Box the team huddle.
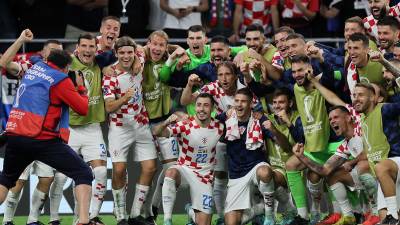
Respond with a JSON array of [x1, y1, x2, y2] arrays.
[[1, 1, 400, 225]]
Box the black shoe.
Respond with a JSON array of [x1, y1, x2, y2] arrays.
[[128, 216, 153, 225], [90, 217, 105, 225], [354, 212, 364, 224], [4, 222, 15, 225], [286, 215, 309, 225], [378, 214, 399, 225], [48, 220, 61, 225], [152, 206, 159, 220], [145, 216, 156, 225], [27, 221, 46, 225], [117, 219, 130, 225]]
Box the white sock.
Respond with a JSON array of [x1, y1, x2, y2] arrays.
[[241, 203, 264, 224], [130, 184, 150, 218], [112, 187, 127, 221], [49, 172, 68, 222], [27, 188, 47, 223], [330, 183, 353, 216], [307, 179, 323, 213], [213, 177, 227, 219], [150, 162, 175, 216], [162, 177, 176, 221], [385, 196, 399, 219], [259, 180, 275, 218], [2, 190, 23, 223], [90, 166, 107, 219], [298, 207, 308, 219]]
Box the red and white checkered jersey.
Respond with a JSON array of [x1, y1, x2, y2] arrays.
[[102, 64, 149, 126], [281, 0, 319, 19], [363, 3, 400, 41], [197, 79, 248, 114], [12, 53, 40, 77], [168, 117, 224, 184], [235, 0, 278, 35], [335, 104, 363, 159]]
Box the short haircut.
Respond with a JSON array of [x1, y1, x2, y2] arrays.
[[245, 23, 265, 34], [114, 36, 136, 52], [101, 16, 121, 25], [273, 87, 294, 101], [188, 25, 206, 34], [196, 92, 216, 106], [274, 26, 295, 36], [47, 49, 72, 70], [77, 33, 96, 45], [235, 88, 253, 101], [286, 33, 305, 42], [43, 40, 62, 47], [216, 61, 238, 76], [371, 83, 388, 101], [345, 16, 364, 28], [290, 54, 310, 65], [348, 33, 369, 48], [377, 16, 400, 31], [148, 30, 169, 43], [328, 105, 350, 114], [211, 35, 229, 45], [355, 82, 376, 95]]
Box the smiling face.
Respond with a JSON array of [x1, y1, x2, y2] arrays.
[[245, 31, 264, 52], [352, 86, 375, 113], [187, 31, 207, 57], [116, 46, 136, 71], [287, 38, 306, 59], [378, 25, 398, 50], [347, 40, 369, 67], [272, 95, 291, 114], [76, 38, 97, 65], [368, 0, 388, 19], [234, 93, 252, 120], [148, 35, 168, 62], [195, 96, 213, 122], [274, 32, 289, 57], [291, 61, 311, 86], [210, 42, 230, 66], [329, 109, 351, 137], [217, 65, 237, 94], [99, 19, 121, 49]]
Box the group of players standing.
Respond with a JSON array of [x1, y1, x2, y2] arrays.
[[1, 1, 400, 225]]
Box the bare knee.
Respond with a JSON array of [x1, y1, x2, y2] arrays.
[[307, 170, 321, 183], [256, 165, 273, 183], [37, 176, 54, 193], [375, 160, 396, 180], [141, 159, 157, 176]]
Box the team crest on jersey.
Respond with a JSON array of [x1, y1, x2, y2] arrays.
[[239, 126, 246, 135], [201, 137, 207, 144]]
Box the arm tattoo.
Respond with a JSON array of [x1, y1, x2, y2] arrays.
[[299, 154, 346, 176]]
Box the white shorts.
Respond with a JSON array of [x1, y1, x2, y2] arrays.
[[172, 165, 213, 214], [377, 157, 400, 210], [108, 122, 157, 162], [150, 121, 179, 161], [18, 161, 54, 180], [224, 162, 269, 213], [214, 142, 227, 172], [68, 123, 107, 162]]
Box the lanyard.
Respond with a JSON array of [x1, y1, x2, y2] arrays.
[[121, 0, 130, 14]]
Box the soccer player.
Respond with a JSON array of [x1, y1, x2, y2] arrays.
[[153, 93, 224, 225], [96, 16, 121, 53], [0, 48, 93, 225], [218, 88, 289, 225], [50, 33, 114, 225], [377, 16, 399, 54], [285, 54, 342, 225], [141, 30, 179, 223], [102, 36, 157, 225]]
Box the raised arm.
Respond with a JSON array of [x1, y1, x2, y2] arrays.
[[152, 114, 178, 137], [180, 74, 201, 105], [308, 73, 346, 106], [0, 29, 33, 69], [370, 50, 400, 78]]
